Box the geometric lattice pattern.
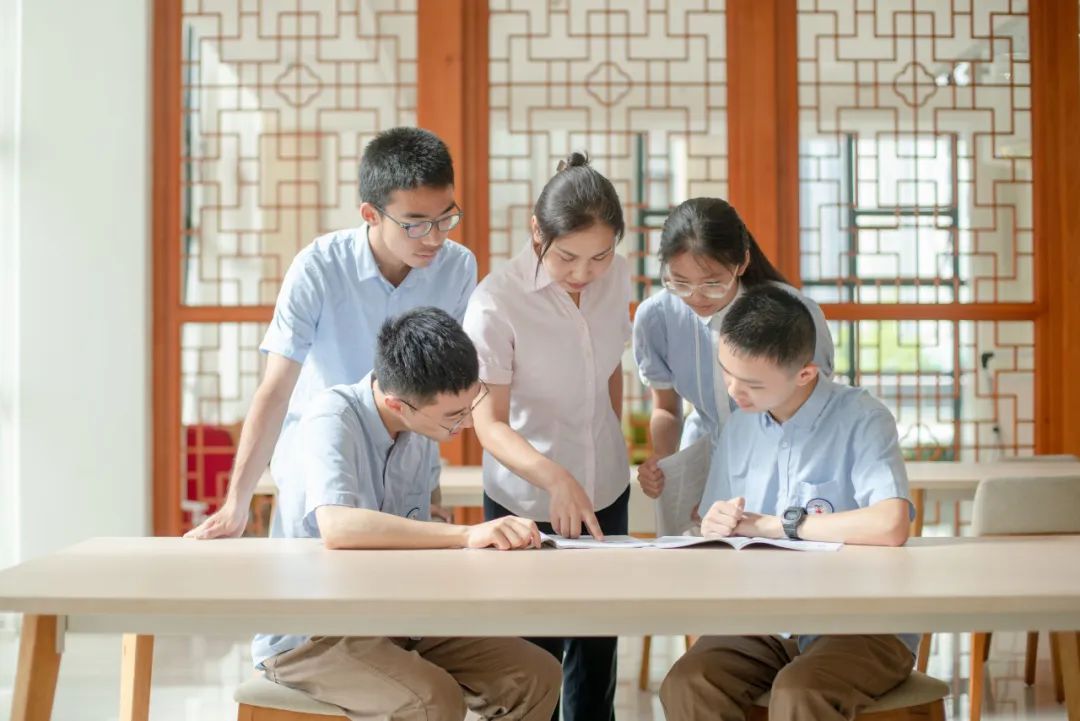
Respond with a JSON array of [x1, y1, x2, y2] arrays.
[[489, 0, 728, 273], [180, 322, 268, 530], [800, 1, 1036, 462], [181, 0, 417, 306], [830, 319, 1034, 460], [489, 0, 728, 457], [798, 0, 1033, 304]]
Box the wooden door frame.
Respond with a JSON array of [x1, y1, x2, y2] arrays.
[[152, 1, 1080, 535]]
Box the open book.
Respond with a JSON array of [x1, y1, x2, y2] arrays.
[[539, 533, 841, 552]]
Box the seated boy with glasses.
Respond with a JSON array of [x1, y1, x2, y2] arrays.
[[253, 306, 560, 721]]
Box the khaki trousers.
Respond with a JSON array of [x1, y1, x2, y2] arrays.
[[660, 634, 914, 721], [263, 636, 562, 721]]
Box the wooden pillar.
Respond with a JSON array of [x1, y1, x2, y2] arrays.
[[418, 0, 490, 466], [151, 0, 183, 536], [725, 0, 800, 282], [1031, 1, 1080, 455]]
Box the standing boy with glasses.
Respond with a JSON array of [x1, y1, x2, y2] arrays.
[[187, 127, 478, 540]]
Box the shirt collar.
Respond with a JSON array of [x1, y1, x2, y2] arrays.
[[358, 224, 450, 291], [704, 281, 746, 329], [355, 372, 395, 456], [510, 242, 557, 293], [355, 224, 382, 281], [761, 373, 835, 431]]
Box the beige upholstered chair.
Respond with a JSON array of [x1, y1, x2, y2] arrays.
[[747, 671, 948, 721], [960, 474, 1080, 721]]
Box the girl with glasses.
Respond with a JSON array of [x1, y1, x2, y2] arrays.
[[632, 197, 835, 503]]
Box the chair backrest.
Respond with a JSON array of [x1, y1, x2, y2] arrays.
[[971, 475, 1080, 536]]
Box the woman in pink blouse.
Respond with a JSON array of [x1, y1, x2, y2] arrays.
[[463, 152, 631, 721]]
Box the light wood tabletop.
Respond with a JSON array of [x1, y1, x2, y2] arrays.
[[4, 535, 1080, 721], [2, 536, 1080, 637]]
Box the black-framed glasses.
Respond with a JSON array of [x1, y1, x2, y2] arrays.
[[375, 205, 464, 239], [400, 381, 489, 435]]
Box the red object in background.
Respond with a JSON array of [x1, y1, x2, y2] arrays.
[[183, 425, 237, 532]]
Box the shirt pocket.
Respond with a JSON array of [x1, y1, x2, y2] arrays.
[[402, 490, 429, 522], [791, 478, 848, 515]]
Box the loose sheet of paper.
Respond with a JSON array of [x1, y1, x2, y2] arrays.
[[654, 436, 712, 536]]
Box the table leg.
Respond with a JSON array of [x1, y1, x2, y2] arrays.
[[119, 634, 154, 721], [11, 615, 62, 721], [1056, 631, 1080, 721], [910, 488, 926, 537]]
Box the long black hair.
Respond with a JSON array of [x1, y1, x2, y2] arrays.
[[659, 197, 787, 285]]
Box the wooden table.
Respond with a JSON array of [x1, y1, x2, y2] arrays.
[[3, 536, 1080, 720], [436, 461, 1080, 535]]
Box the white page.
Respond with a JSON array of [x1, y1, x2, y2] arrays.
[[651, 535, 842, 552], [654, 436, 712, 536], [538, 533, 652, 550]]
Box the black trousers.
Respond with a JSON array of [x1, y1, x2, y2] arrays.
[[483, 486, 630, 721]]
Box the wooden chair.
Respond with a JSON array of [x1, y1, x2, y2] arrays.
[[747, 671, 948, 721], [235, 677, 345, 720], [235, 677, 485, 720], [639, 634, 693, 690], [960, 474, 1080, 720]]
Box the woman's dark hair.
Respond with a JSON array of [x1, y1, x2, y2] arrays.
[[659, 197, 787, 285], [532, 152, 624, 264]]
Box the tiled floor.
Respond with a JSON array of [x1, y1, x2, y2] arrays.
[[0, 628, 1070, 720]]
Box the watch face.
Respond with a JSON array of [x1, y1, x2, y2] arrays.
[[783, 508, 800, 521]]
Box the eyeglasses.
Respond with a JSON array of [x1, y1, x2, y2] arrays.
[[661, 275, 738, 300], [374, 205, 464, 239], [400, 381, 489, 435]]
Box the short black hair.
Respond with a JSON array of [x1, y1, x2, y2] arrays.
[[720, 285, 816, 369], [374, 307, 479, 405], [358, 127, 454, 208]]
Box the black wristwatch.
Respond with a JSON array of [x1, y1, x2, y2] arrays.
[[781, 506, 807, 540]]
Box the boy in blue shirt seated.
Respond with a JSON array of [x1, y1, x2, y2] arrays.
[[660, 285, 917, 721], [254, 307, 560, 721]]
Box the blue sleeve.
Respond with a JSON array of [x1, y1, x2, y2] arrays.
[[300, 398, 380, 536], [260, 250, 326, 364], [633, 299, 675, 389], [450, 250, 478, 324], [850, 408, 913, 518]]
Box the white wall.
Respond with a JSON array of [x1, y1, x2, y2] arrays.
[[7, 0, 151, 562], [0, 0, 21, 575]]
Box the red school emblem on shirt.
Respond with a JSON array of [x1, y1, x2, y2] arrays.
[[806, 498, 834, 514]]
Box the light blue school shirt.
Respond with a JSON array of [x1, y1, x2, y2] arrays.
[[633, 281, 835, 449], [699, 376, 919, 655], [252, 373, 441, 668], [260, 225, 475, 537]]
